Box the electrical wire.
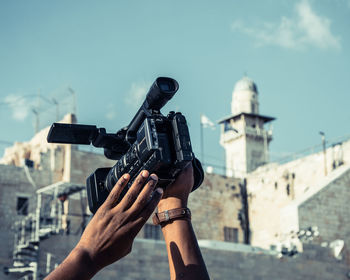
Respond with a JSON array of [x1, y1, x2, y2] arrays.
[[0, 94, 38, 106], [0, 140, 12, 145]]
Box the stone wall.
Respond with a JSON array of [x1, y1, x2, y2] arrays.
[[37, 238, 350, 280], [298, 166, 350, 265], [0, 164, 51, 268], [247, 139, 350, 249], [188, 173, 242, 241]]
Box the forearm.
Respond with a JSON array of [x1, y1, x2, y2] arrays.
[[45, 247, 98, 280], [158, 164, 209, 279], [161, 219, 210, 280]]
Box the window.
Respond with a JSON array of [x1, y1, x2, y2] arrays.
[[144, 224, 161, 240], [17, 197, 28, 215], [251, 104, 255, 113], [24, 159, 34, 168], [224, 227, 238, 243], [224, 121, 237, 132]]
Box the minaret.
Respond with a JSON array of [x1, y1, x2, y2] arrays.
[[219, 77, 275, 177]]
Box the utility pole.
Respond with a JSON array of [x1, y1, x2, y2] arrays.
[[68, 87, 76, 116], [199, 114, 216, 168], [32, 89, 41, 134], [32, 109, 39, 134], [319, 131, 327, 176], [52, 98, 59, 121]]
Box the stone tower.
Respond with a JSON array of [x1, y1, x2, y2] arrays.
[[219, 77, 275, 177]]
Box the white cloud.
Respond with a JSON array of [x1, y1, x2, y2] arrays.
[[4, 94, 33, 121], [231, 0, 341, 50], [105, 104, 117, 120], [124, 81, 151, 108]]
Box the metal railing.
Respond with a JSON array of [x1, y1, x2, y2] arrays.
[[4, 182, 86, 280]]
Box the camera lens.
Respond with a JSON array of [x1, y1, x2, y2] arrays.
[[157, 78, 175, 92]]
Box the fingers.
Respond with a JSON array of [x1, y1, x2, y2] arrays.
[[133, 187, 163, 227], [103, 173, 130, 209], [118, 170, 149, 210], [127, 174, 159, 216]]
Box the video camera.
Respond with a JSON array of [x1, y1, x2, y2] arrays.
[[47, 77, 204, 213]]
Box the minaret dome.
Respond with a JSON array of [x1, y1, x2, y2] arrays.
[[231, 76, 259, 115]]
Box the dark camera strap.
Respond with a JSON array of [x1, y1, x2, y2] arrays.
[[192, 157, 204, 192]]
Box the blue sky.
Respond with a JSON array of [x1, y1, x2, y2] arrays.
[[0, 0, 349, 171]]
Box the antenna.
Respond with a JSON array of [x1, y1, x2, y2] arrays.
[[32, 108, 39, 134], [32, 89, 41, 134]]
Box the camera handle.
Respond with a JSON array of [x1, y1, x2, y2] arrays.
[[47, 123, 130, 160]]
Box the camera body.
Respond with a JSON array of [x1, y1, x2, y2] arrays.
[[47, 77, 204, 214], [87, 112, 193, 213]]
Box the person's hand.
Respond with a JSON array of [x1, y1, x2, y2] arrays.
[[157, 163, 194, 212], [75, 170, 163, 272]]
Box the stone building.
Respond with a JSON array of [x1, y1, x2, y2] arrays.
[[0, 77, 349, 279], [219, 77, 274, 178]]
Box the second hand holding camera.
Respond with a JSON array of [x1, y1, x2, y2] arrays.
[[47, 77, 204, 213]]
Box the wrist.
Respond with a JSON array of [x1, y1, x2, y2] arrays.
[[157, 197, 187, 212], [47, 246, 99, 280], [71, 246, 100, 277]]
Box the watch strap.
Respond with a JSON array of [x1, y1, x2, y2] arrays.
[[152, 207, 191, 225]]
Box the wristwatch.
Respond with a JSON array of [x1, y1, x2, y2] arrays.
[[152, 207, 191, 226]]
